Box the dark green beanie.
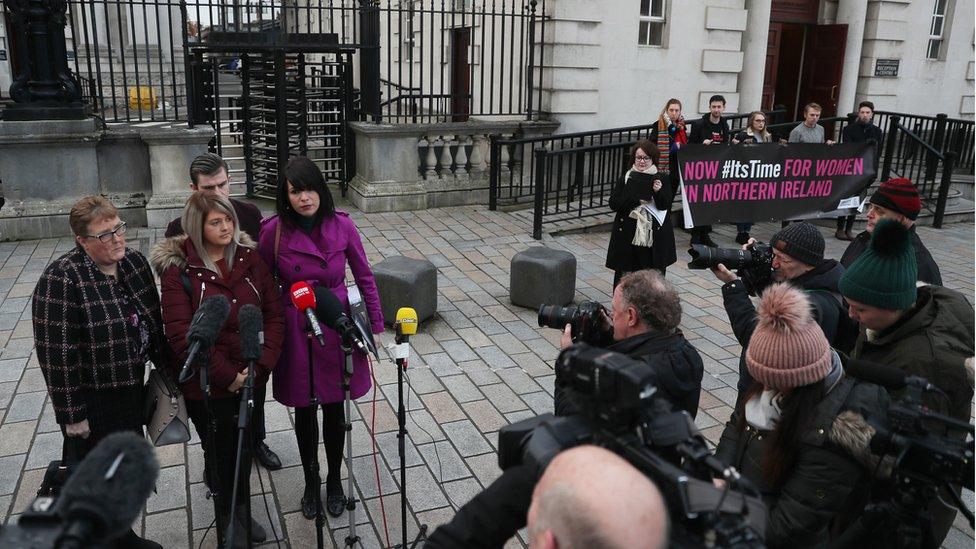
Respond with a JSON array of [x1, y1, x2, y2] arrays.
[[839, 219, 918, 310]]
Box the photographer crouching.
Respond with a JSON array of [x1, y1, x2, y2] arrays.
[[550, 269, 705, 419]]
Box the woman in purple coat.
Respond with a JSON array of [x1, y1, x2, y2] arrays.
[[258, 156, 384, 519]]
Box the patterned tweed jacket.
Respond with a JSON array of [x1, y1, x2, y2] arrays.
[[32, 247, 170, 425]]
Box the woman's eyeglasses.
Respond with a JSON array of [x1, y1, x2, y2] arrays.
[[635, 155, 652, 162], [85, 222, 127, 243]]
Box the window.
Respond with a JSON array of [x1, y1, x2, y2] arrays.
[[638, 0, 666, 47], [927, 0, 949, 60]]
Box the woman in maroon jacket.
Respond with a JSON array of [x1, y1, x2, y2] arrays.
[[151, 192, 284, 547]]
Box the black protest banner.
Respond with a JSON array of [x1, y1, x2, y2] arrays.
[[676, 143, 876, 228]]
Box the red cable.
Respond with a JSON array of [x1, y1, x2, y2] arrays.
[[368, 355, 393, 548]]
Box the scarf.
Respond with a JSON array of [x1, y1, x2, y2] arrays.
[[745, 351, 844, 431], [625, 166, 661, 248], [656, 115, 687, 173]]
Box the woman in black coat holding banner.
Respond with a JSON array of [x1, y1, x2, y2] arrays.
[[606, 139, 676, 287]]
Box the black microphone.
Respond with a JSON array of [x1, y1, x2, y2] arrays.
[[178, 295, 231, 383], [843, 357, 938, 392], [55, 432, 159, 549], [238, 304, 263, 363], [348, 286, 381, 360], [313, 286, 369, 355]]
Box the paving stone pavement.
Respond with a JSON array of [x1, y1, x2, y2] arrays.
[[0, 204, 972, 548]]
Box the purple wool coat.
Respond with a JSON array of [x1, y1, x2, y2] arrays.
[[258, 211, 384, 407]]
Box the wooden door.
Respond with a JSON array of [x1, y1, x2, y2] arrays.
[[450, 28, 471, 122], [799, 24, 847, 118], [762, 22, 783, 112]]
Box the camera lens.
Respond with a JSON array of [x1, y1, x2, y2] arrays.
[[538, 304, 578, 330], [687, 245, 753, 270]]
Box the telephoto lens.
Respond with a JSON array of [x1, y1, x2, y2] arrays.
[[538, 304, 579, 332], [687, 244, 756, 270]]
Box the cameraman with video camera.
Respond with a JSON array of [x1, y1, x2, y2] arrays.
[[555, 270, 705, 419], [839, 219, 974, 546], [709, 223, 855, 400]]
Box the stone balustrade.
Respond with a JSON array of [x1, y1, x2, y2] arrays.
[[348, 119, 559, 212]]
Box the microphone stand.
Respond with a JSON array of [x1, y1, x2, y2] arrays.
[[340, 343, 360, 548], [226, 358, 255, 548], [305, 329, 327, 549], [199, 356, 224, 546], [394, 327, 428, 549]]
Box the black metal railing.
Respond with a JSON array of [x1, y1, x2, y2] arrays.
[[879, 115, 959, 228], [59, 0, 545, 123], [490, 123, 659, 208], [490, 108, 787, 209], [65, 0, 187, 121], [530, 141, 632, 239]]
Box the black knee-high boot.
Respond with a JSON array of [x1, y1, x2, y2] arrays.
[[321, 402, 345, 490]]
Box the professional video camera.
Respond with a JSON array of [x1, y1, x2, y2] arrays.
[[832, 376, 975, 549], [499, 344, 768, 548], [688, 241, 774, 296], [537, 301, 613, 345], [0, 432, 159, 549]]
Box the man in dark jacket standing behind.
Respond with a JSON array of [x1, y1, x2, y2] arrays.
[[835, 100, 884, 240], [840, 219, 973, 545], [687, 95, 731, 248], [712, 223, 854, 399], [558, 269, 704, 418], [839, 177, 942, 285], [164, 153, 283, 471]]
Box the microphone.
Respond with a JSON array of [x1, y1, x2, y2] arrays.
[[178, 295, 231, 383], [843, 357, 938, 392], [395, 307, 418, 344], [55, 432, 159, 548], [238, 304, 263, 363], [290, 281, 325, 346], [348, 286, 381, 361], [312, 286, 369, 355]]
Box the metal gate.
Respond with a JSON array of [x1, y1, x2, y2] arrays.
[[189, 40, 355, 199]]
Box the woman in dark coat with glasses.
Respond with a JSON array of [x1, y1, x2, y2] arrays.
[[606, 139, 677, 287]]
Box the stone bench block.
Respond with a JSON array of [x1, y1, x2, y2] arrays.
[[373, 256, 438, 324], [510, 247, 576, 309]]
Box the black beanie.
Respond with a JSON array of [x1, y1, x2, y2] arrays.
[[770, 222, 825, 267]]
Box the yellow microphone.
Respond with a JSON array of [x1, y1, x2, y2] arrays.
[[395, 307, 418, 342]]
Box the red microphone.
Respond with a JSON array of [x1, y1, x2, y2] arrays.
[[290, 281, 325, 346]]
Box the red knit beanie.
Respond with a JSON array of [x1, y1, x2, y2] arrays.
[[869, 178, 922, 220], [746, 284, 832, 391]]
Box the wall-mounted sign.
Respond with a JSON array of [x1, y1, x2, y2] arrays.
[[874, 58, 899, 78], [0, 50, 6, 61]]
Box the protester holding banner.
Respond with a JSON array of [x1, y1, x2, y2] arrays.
[[839, 177, 942, 285], [788, 103, 835, 145], [687, 95, 730, 248], [836, 101, 884, 241], [606, 140, 676, 286], [730, 111, 775, 244], [655, 98, 688, 176]]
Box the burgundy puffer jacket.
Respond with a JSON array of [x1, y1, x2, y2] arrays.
[[150, 234, 285, 400]]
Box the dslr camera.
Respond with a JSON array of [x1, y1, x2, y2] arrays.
[[688, 241, 775, 296], [538, 301, 612, 346]]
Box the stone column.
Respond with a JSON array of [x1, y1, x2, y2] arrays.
[[738, 0, 773, 113], [143, 126, 215, 228], [835, 0, 869, 118]]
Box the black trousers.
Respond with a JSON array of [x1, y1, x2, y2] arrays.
[[252, 392, 267, 442], [186, 385, 264, 512], [60, 385, 145, 465], [294, 402, 345, 491]]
